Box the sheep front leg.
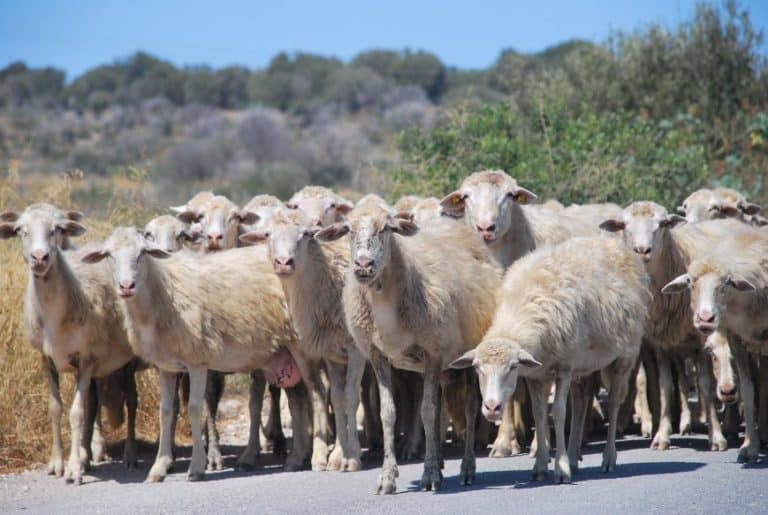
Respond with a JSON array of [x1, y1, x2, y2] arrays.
[[123, 363, 138, 469], [732, 343, 759, 463], [419, 357, 442, 491], [204, 370, 225, 471], [634, 363, 653, 437], [265, 385, 287, 456], [82, 380, 103, 465], [673, 354, 693, 435], [65, 361, 94, 485], [186, 366, 208, 481], [460, 368, 478, 486], [603, 357, 635, 472], [651, 349, 673, 450], [552, 373, 572, 484], [307, 367, 331, 471], [325, 360, 349, 471], [370, 348, 398, 494], [343, 347, 366, 471], [148, 371, 178, 482], [567, 377, 590, 471], [42, 356, 64, 477], [236, 370, 266, 470], [759, 356, 768, 445], [529, 379, 550, 481], [285, 382, 312, 471], [489, 397, 522, 457], [696, 353, 727, 451]]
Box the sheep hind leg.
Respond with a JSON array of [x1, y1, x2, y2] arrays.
[[265, 385, 287, 457], [732, 343, 759, 463], [285, 381, 313, 471], [419, 357, 443, 491], [326, 360, 348, 471], [529, 379, 551, 481], [82, 379, 100, 467], [307, 368, 331, 471], [186, 366, 208, 481], [204, 370, 225, 471], [552, 374, 572, 484], [123, 365, 138, 469], [342, 347, 366, 471], [696, 352, 728, 451], [460, 368, 479, 486], [236, 371, 266, 470], [567, 376, 591, 472], [673, 355, 693, 436], [42, 356, 65, 477], [603, 357, 634, 473], [65, 361, 94, 485], [650, 349, 673, 450]]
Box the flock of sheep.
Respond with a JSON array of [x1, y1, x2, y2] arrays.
[[2, 170, 767, 494]]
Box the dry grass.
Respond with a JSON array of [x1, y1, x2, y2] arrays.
[[0, 169, 179, 474]]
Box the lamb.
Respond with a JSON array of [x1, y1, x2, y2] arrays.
[[677, 187, 761, 224], [450, 236, 649, 483], [317, 199, 501, 493], [600, 202, 746, 451], [81, 227, 312, 481], [286, 186, 354, 228], [440, 170, 570, 456], [143, 215, 199, 253], [661, 226, 768, 462], [240, 208, 367, 472], [0, 205, 138, 485]]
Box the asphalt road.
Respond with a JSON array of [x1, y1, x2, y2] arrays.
[[2, 433, 766, 515]]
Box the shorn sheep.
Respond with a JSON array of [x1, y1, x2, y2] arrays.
[[81, 227, 312, 481], [240, 207, 367, 472], [317, 198, 501, 493], [662, 226, 768, 463], [451, 236, 649, 483], [600, 203, 745, 451], [0, 205, 138, 484]]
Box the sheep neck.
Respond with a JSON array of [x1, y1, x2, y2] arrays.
[[29, 251, 88, 326], [126, 257, 177, 331], [494, 205, 537, 268]]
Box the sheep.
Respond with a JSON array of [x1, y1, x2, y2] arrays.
[[240, 207, 367, 472], [316, 200, 502, 493], [440, 170, 570, 457], [169, 190, 214, 215], [450, 236, 649, 483], [242, 194, 285, 232], [677, 187, 761, 224], [395, 197, 445, 226], [176, 194, 257, 251], [286, 186, 354, 229], [0, 205, 138, 484], [661, 226, 768, 462], [599, 202, 746, 451], [143, 215, 199, 253], [80, 227, 313, 481], [393, 195, 423, 214]]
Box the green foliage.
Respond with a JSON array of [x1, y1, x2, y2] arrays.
[[392, 103, 710, 207]]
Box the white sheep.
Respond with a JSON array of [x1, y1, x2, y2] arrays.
[[0, 205, 138, 484], [677, 187, 761, 224], [317, 199, 501, 493], [143, 215, 199, 253], [451, 236, 649, 483], [81, 227, 313, 481], [286, 186, 354, 228]]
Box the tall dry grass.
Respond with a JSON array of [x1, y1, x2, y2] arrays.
[[0, 168, 171, 474]]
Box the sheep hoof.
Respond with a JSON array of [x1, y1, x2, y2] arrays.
[[459, 458, 476, 486], [375, 473, 397, 495], [650, 435, 670, 450], [489, 438, 520, 458], [285, 456, 307, 472], [272, 436, 288, 457], [327, 447, 343, 471], [531, 466, 548, 481], [206, 454, 224, 471], [420, 466, 442, 492], [344, 458, 361, 472], [235, 459, 257, 471], [737, 445, 758, 463], [47, 458, 65, 477], [187, 470, 205, 482]]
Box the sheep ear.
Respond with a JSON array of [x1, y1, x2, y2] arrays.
[[177, 210, 202, 224], [740, 202, 761, 216], [449, 349, 477, 370], [661, 274, 691, 294], [0, 211, 19, 222], [517, 349, 542, 368], [233, 209, 259, 225], [388, 218, 418, 236], [727, 274, 757, 292], [676, 206, 687, 215], [393, 211, 414, 222], [719, 205, 739, 217], [239, 231, 269, 246], [169, 204, 187, 214], [660, 214, 686, 228], [145, 246, 171, 259], [81, 249, 109, 264], [440, 191, 466, 218], [508, 186, 537, 205], [336, 200, 354, 215], [599, 219, 625, 232], [0, 223, 18, 239], [57, 220, 86, 237], [65, 210, 85, 221], [315, 223, 349, 242]]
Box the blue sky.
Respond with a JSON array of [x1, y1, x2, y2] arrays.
[[1, 0, 766, 80]]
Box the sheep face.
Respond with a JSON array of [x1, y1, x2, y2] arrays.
[[449, 340, 541, 423], [315, 204, 417, 285], [0, 204, 85, 277], [240, 209, 316, 277], [242, 195, 284, 232], [177, 196, 256, 251], [599, 201, 685, 263], [440, 170, 536, 244], [81, 227, 170, 298], [703, 330, 738, 404], [286, 187, 353, 229], [410, 198, 443, 225], [662, 261, 757, 337], [144, 215, 197, 253]]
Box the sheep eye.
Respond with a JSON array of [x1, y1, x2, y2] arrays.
[[144, 232, 154, 241]]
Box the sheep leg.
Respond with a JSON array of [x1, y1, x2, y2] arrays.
[[266, 385, 287, 456], [732, 343, 759, 463], [285, 381, 312, 471], [673, 355, 692, 435], [82, 379, 99, 466], [696, 352, 728, 451], [634, 363, 653, 438], [236, 370, 266, 470], [402, 377, 424, 460], [370, 348, 398, 495], [65, 360, 93, 485], [567, 377, 590, 471], [460, 368, 478, 486], [489, 397, 522, 457], [204, 370, 225, 471], [419, 357, 442, 491], [553, 373, 572, 484], [759, 356, 768, 445], [186, 366, 208, 481], [307, 367, 331, 471], [529, 379, 550, 481], [326, 360, 348, 471], [123, 363, 138, 469], [342, 347, 366, 471], [617, 359, 639, 437], [651, 349, 673, 450], [42, 356, 65, 477], [362, 364, 383, 451], [603, 357, 634, 472], [148, 371, 178, 482]]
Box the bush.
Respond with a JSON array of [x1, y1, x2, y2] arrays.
[[237, 108, 293, 164]]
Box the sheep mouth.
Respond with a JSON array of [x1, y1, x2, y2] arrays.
[[30, 263, 50, 277], [119, 288, 136, 298], [482, 410, 501, 423], [274, 264, 295, 276], [479, 232, 496, 244], [695, 323, 717, 336], [718, 393, 738, 404], [354, 269, 376, 283]]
